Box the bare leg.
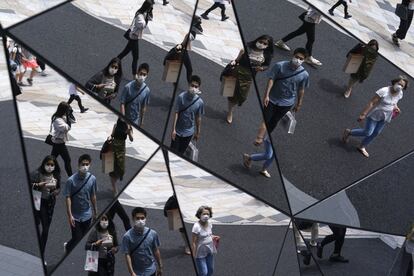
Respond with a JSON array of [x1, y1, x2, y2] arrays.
[[110, 175, 118, 197], [254, 122, 267, 146], [344, 77, 358, 98], [226, 101, 235, 124]]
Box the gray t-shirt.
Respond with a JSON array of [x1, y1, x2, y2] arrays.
[[192, 221, 215, 258]]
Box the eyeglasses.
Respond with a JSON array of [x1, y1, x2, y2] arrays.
[[190, 84, 199, 88]]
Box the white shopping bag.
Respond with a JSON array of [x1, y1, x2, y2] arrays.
[[282, 111, 297, 134], [32, 190, 42, 211], [184, 141, 199, 162], [84, 250, 99, 272]]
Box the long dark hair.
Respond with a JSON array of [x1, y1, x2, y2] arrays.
[[96, 214, 116, 234], [247, 35, 274, 66], [366, 39, 379, 52], [135, 1, 153, 23], [37, 155, 61, 187], [103, 57, 123, 85], [51, 101, 70, 122]]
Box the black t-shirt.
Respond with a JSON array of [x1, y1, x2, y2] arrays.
[[113, 119, 128, 140]]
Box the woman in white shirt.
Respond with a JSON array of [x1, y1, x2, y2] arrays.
[[192, 206, 220, 276], [342, 76, 408, 157]]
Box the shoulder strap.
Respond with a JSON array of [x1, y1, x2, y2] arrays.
[[125, 84, 147, 106], [274, 69, 305, 82], [178, 96, 200, 115], [49, 118, 53, 134], [70, 174, 92, 198], [129, 228, 151, 256]]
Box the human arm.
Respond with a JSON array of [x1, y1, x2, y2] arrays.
[[191, 233, 198, 258], [171, 112, 179, 141], [194, 115, 201, 141], [125, 254, 137, 276], [154, 247, 163, 276], [65, 196, 75, 228], [358, 95, 381, 122], [85, 72, 105, 92], [292, 88, 305, 113], [91, 193, 97, 220], [139, 106, 147, 127], [231, 49, 245, 65], [263, 78, 274, 107], [127, 125, 134, 142]]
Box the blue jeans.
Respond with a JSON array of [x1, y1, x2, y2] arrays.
[[350, 117, 386, 147], [196, 253, 214, 276], [250, 139, 274, 169]]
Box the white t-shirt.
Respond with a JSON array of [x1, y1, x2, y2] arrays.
[[69, 83, 78, 96], [192, 221, 215, 258], [367, 86, 403, 122]]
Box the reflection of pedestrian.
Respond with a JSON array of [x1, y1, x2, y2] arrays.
[[275, 7, 323, 66], [344, 40, 379, 98], [227, 35, 273, 124], [343, 76, 408, 158], [31, 155, 61, 255], [201, 0, 230, 21], [317, 225, 348, 262], [192, 206, 220, 276], [243, 136, 274, 178], [67, 83, 89, 113], [328, 0, 352, 19], [171, 76, 204, 155], [85, 214, 118, 276], [392, 0, 414, 47], [254, 48, 309, 145], [164, 41, 192, 83], [405, 224, 414, 275]]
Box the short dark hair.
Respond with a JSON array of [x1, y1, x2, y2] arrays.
[[293, 47, 308, 58], [195, 205, 213, 219], [78, 154, 92, 165], [391, 75, 409, 90], [138, 63, 150, 74], [190, 75, 201, 86], [132, 207, 147, 218]]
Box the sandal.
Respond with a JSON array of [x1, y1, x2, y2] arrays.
[[243, 154, 251, 169], [342, 129, 351, 143], [254, 136, 264, 146], [226, 112, 233, 124], [260, 170, 271, 178], [357, 147, 369, 158]]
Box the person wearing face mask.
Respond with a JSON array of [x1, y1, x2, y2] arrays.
[[64, 154, 97, 253], [50, 101, 73, 176], [192, 206, 220, 276], [121, 207, 163, 276], [86, 214, 118, 276], [171, 75, 205, 155], [31, 155, 61, 255], [343, 40, 379, 98], [120, 63, 151, 128], [342, 76, 408, 158], [86, 58, 123, 105], [226, 35, 274, 124], [254, 48, 310, 145], [392, 0, 414, 47]]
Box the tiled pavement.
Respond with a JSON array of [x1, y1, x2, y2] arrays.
[[307, 0, 414, 77]]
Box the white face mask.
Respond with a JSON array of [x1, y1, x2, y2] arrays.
[[256, 41, 267, 50], [44, 165, 55, 173], [134, 219, 146, 230], [100, 221, 109, 229], [136, 75, 147, 83], [393, 84, 403, 93], [291, 57, 304, 67], [108, 68, 118, 76], [188, 87, 199, 95], [200, 214, 209, 222], [79, 165, 90, 174]]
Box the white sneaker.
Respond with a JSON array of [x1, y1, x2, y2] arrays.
[[306, 56, 322, 66], [275, 40, 291, 51], [63, 242, 67, 254]]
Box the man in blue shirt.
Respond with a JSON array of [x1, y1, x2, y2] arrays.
[[171, 75, 205, 154], [122, 207, 163, 276], [120, 63, 151, 127], [255, 48, 310, 145], [64, 154, 97, 252]]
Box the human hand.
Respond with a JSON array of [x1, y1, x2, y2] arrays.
[[111, 247, 118, 254], [193, 133, 200, 142], [156, 269, 163, 276], [171, 129, 176, 141], [69, 215, 75, 228], [230, 60, 237, 66], [394, 107, 401, 114], [37, 181, 47, 188], [357, 114, 366, 122], [263, 95, 270, 107], [292, 104, 301, 113], [94, 239, 104, 246], [96, 84, 106, 89]]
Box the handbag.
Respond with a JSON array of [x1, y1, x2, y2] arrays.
[[32, 189, 42, 211], [100, 138, 113, 160], [298, 11, 307, 21], [395, 3, 408, 20], [281, 111, 297, 134], [123, 29, 131, 40], [184, 141, 199, 162], [84, 249, 99, 272], [45, 120, 53, 145]]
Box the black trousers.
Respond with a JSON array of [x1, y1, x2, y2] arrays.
[[35, 196, 56, 254], [330, 0, 348, 15], [118, 39, 139, 74], [396, 9, 413, 40], [320, 226, 347, 254], [107, 200, 131, 231], [263, 102, 293, 134], [204, 3, 226, 17], [170, 135, 193, 155], [68, 95, 85, 110], [282, 21, 316, 56], [51, 143, 72, 176], [66, 219, 91, 252], [37, 58, 46, 71], [88, 258, 113, 276]]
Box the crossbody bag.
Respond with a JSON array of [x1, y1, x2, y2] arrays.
[[178, 96, 200, 116], [129, 228, 151, 256], [70, 174, 92, 198], [274, 69, 305, 82], [125, 84, 147, 106]]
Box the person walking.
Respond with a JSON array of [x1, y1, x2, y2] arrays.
[[85, 214, 118, 276], [316, 225, 349, 263], [275, 7, 323, 66], [392, 0, 414, 46], [328, 0, 352, 19], [192, 206, 220, 276], [120, 63, 151, 127], [67, 83, 89, 113], [50, 102, 73, 176], [405, 224, 414, 275], [200, 0, 230, 21], [242, 136, 274, 178], [254, 48, 310, 146], [64, 154, 97, 253], [343, 40, 379, 98], [121, 207, 163, 276], [164, 38, 193, 83], [171, 75, 205, 155], [85, 58, 123, 105], [342, 76, 408, 158], [226, 35, 273, 124], [118, 1, 152, 76], [30, 155, 61, 255]]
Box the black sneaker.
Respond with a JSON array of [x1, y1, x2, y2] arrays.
[[328, 9, 334, 16], [344, 14, 352, 19], [316, 242, 323, 258], [163, 1, 169, 5], [27, 78, 33, 86], [392, 33, 400, 47], [329, 254, 349, 263], [201, 13, 209, 20], [221, 15, 229, 21], [301, 250, 311, 265], [80, 107, 89, 113]]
